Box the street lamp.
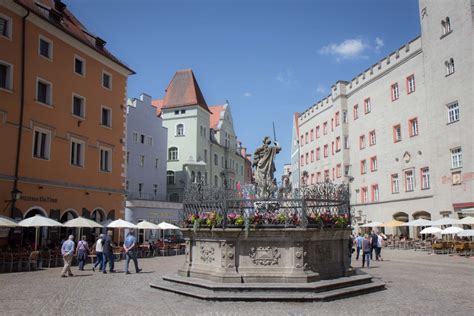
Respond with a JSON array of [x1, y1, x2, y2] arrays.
[[11, 188, 22, 202]]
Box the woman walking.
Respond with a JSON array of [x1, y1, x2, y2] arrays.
[[92, 234, 104, 272], [76, 235, 90, 271]]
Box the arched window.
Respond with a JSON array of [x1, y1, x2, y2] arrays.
[[191, 171, 196, 183], [445, 58, 455, 76], [197, 171, 202, 182], [168, 147, 178, 161], [214, 175, 218, 187], [176, 124, 184, 136], [167, 170, 175, 185], [441, 20, 446, 35], [445, 17, 451, 32]]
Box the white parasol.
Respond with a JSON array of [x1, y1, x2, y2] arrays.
[[360, 221, 383, 228], [441, 226, 464, 235], [420, 227, 442, 234], [459, 216, 474, 225], [0, 216, 19, 227], [157, 221, 180, 242], [402, 219, 433, 227], [107, 219, 137, 245], [18, 215, 64, 250], [457, 229, 474, 237], [431, 218, 462, 226]]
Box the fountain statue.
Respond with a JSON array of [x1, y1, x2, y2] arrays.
[[253, 136, 281, 199]]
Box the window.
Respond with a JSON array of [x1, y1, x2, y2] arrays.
[[181, 110, 186, 114], [214, 154, 218, 166], [101, 106, 112, 127], [361, 187, 368, 204], [102, 71, 112, 89], [39, 36, 52, 60], [305, 153, 309, 164], [344, 136, 349, 149], [139, 155, 145, 167], [391, 174, 399, 194], [331, 118, 334, 131], [451, 147, 462, 169], [360, 160, 367, 174], [125, 180, 129, 191], [32, 127, 51, 160], [204, 149, 207, 163], [331, 141, 334, 155], [316, 172, 321, 183], [370, 156, 377, 172], [447, 102, 460, 123], [364, 98, 371, 114], [74, 55, 85, 76], [405, 170, 414, 192], [421, 167, 430, 190], [393, 124, 402, 142], [36, 78, 52, 105], [371, 185, 379, 202], [369, 130, 376, 146], [0, 15, 12, 39], [344, 165, 350, 177], [133, 132, 138, 143], [100, 147, 112, 172], [316, 147, 320, 160], [310, 129, 314, 141], [324, 169, 329, 180], [214, 175, 218, 187], [406, 75, 415, 94], [310, 150, 314, 162], [335, 136, 341, 151], [191, 171, 196, 183], [359, 135, 366, 149], [342, 110, 348, 123], [146, 136, 153, 146], [126, 151, 130, 164], [445, 58, 455, 76], [153, 184, 158, 197], [0, 61, 12, 90], [323, 122, 328, 135], [167, 171, 175, 185], [391, 83, 399, 101], [155, 158, 159, 168], [72, 94, 85, 118], [441, 17, 451, 36], [353, 104, 359, 120], [315, 126, 320, 138], [336, 164, 342, 178], [305, 132, 308, 144], [409, 118, 419, 137], [324, 144, 328, 158], [168, 147, 178, 161], [300, 135, 304, 145], [335, 112, 340, 126], [174, 110, 179, 115], [310, 173, 314, 185], [70, 139, 84, 167], [138, 183, 144, 197]]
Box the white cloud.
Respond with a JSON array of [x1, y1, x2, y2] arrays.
[[375, 37, 384, 52], [319, 38, 368, 60], [316, 85, 326, 94], [243, 92, 252, 97], [276, 68, 297, 86]]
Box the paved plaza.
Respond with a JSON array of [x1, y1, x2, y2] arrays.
[[0, 249, 473, 315]]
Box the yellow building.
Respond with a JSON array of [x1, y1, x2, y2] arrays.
[[0, 0, 134, 246]]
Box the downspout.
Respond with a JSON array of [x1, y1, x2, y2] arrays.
[[12, 8, 30, 217]]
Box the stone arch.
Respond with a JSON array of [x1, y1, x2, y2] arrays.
[[392, 211, 409, 237], [60, 208, 79, 223], [412, 211, 431, 220], [91, 207, 106, 222], [24, 206, 47, 218]]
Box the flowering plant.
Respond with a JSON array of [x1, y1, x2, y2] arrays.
[[227, 212, 245, 226]]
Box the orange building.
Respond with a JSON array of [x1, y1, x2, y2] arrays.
[[0, 0, 134, 245]]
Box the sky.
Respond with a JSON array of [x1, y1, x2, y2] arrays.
[[67, 0, 421, 180]]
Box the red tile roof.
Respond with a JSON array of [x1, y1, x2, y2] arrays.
[[151, 99, 164, 116], [209, 105, 225, 129], [162, 69, 211, 113], [15, 0, 134, 74]]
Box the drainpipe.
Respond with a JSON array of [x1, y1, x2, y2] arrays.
[[12, 8, 30, 217]]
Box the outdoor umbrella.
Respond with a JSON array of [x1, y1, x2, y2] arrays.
[[402, 218, 433, 227], [157, 221, 180, 242], [136, 220, 159, 244], [457, 229, 474, 237], [382, 219, 405, 227], [0, 216, 19, 227], [18, 215, 64, 250], [361, 221, 383, 228], [432, 218, 462, 226], [420, 227, 442, 234], [107, 219, 137, 245], [459, 216, 474, 225], [63, 216, 103, 241], [441, 227, 464, 235]]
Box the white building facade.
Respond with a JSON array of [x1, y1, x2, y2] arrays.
[[292, 0, 473, 234]]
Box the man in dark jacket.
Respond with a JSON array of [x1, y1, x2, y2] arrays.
[[370, 231, 378, 260], [102, 230, 115, 273]]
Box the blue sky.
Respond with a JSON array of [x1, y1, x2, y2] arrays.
[[68, 0, 420, 179]]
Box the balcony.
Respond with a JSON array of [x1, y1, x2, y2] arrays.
[[127, 192, 163, 201]]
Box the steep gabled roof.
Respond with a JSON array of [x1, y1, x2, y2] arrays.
[[209, 105, 225, 129], [151, 99, 164, 116], [162, 69, 211, 113]]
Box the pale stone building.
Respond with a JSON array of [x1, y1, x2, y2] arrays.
[[152, 69, 249, 202], [291, 0, 473, 234]]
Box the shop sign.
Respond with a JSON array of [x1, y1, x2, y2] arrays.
[[20, 196, 58, 203]]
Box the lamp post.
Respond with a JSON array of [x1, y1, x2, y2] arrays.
[[344, 176, 354, 230], [6, 188, 22, 219]]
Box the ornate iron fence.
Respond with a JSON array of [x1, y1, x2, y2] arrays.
[[182, 181, 351, 230]]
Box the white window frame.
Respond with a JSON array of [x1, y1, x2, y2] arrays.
[[405, 170, 415, 192], [176, 123, 185, 136], [167, 171, 175, 185], [38, 34, 53, 61], [0, 14, 13, 40], [73, 54, 86, 77], [32, 126, 51, 160], [168, 147, 178, 161], [139, 155, 145, 167], [100, 105, 112, 128], [407, 75, 415, 94], [391, 83, 399, 100], [447, 102, 460, 123], [421, 167, 430, 190], [153, 184, 158, 197], [391, 174, 399, 194], [35, 76, 53, 107], [146, 136, 153, 146], [372, 185, 379, 202], [0, 60, 13, 92], [102, 70, 112, 90], [71, 93, 86, 119], [133, 131, 139, 143], [451, 147, 462, 169], [70, 137, 85, 168], [99, 146, 112, 173]]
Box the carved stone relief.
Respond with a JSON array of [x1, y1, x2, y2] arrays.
[[249, 246, 281, 266], [200, 243, 215, 263]]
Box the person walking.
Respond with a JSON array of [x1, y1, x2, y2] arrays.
[[76, 235, 90, 271], [61, 235, 75, 277], [376, 232, 384, 261], [124, 230, 142, 274], [355, 233, 364, 261], [102, 230, 115, 273], [92, 234, 104, 272], [370, 230, 378, 260], [362, 234, 371, 269]]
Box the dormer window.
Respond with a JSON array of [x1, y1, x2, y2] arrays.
[[441, 17, 451, 36]]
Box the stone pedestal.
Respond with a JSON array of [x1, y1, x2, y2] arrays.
[[178, 228, 354, 283]]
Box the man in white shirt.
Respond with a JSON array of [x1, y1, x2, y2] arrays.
[[92, 234, 104, 272]]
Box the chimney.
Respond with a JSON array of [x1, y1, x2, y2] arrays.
[[95, 37, 106, 49], [54, 0, 67, 13], [49, 9, 62, 24]]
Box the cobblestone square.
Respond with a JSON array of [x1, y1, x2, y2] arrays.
[[0, 249, 473, 315]]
